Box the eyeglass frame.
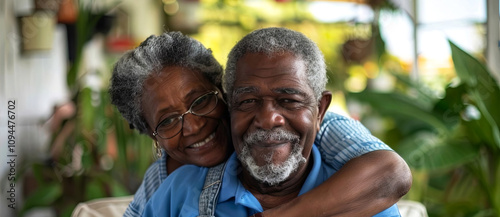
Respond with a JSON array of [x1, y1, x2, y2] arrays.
[[152, 90, 220, 139]]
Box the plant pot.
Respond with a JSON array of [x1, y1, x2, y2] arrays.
[[35, 0, 60, 12], [57, 0, 78, 24], [341, 38, 374, 64], [19, 11, 56, 52]]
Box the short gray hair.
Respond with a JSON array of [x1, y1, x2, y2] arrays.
[[223, 27, 328, 107], [109, 32, 223, 134]]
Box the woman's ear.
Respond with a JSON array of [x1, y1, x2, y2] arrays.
[[316, 91, 332, 131], [146, 127, 157, 141]]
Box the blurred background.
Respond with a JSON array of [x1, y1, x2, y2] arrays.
[[1, 0, 499, 216]]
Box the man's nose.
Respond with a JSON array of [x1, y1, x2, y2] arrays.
[[181, 113, 205, 136], [254, 100, 285, 130]]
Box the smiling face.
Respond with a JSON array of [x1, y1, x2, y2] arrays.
[[229, 52, 328, 185], [141, 66, 231, 167]]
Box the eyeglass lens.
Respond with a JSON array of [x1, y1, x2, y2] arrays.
[[155, 91, 218, 139]]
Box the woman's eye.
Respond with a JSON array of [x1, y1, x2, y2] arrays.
[[193, 95, 209, 107], [158, 116, 177, 128]]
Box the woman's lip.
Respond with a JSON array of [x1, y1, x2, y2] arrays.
[[188, 132, 216, 149], [186, 121, 221, 149]]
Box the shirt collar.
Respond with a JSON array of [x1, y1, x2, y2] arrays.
[[299, 144, 322, 195], [219, 153, 263, 211], [159, 152, 169, 180]]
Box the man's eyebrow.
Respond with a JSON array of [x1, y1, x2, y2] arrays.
[[274, 87, 307, 97], [233, 86, 258, 98]]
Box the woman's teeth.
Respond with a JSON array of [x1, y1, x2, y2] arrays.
[[190, 133, 215, 148]]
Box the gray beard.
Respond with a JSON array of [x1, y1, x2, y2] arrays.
[[238, 128, 306, 186]]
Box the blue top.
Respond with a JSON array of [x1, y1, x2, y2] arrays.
[[142, 145, 400, 216], [124, 112, 393, 216]]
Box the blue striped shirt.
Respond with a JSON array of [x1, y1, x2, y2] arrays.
[[142, 146, 400, 217], [123, 111, 392, 216]]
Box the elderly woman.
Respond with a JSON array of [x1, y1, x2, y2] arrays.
[[109, 31, 410, 216]]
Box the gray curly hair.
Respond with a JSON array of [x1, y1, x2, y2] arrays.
[[223, 27, 328, 107], [109, 32, 223, 134]]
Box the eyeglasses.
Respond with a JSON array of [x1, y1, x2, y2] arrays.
[[152, 90, 219, 139]]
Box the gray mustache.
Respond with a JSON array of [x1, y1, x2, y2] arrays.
[[244, 128, 300, 145]]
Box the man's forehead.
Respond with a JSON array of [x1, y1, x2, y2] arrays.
[[233, 62, 307, 82], [233, 86, 305, 95], [235, 52, 304, 69]]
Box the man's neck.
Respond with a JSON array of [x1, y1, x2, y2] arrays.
[[239, 159, 313, 210]]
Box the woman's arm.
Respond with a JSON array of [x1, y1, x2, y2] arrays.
[[261, 150, 412, 217], [259, 112, 412, 217]]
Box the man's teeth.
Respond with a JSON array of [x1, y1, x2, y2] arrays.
[[190, 133, 215, 148]]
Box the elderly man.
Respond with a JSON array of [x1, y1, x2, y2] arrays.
[[143, 27, 408, 216]]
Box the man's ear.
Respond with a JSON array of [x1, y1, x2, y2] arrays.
[[316, 90, 332, 131]]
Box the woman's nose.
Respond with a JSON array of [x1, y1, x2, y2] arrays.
[[181, 113, 206, 137]]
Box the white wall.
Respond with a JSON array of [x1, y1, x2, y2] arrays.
[[1, 0, 162, 215], [123, 0, 162, 42], [487, 0, 500, 82], [1, 0, 69, 216]]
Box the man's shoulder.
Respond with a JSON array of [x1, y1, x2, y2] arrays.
[[320, 111, 359, 128], [316, 111, 393, 170], [323, 111, 353, 120]]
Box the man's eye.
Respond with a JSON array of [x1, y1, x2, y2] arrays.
[[234, 99, 258, 111], [241, 99, 256, 104], [281, 98, 298, 103], [279, 98, 304, 109]]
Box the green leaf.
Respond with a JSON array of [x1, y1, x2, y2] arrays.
[[60, 204, 77, 217], [110, 181, 130, 197], [432, 83, 467, 128], [21, 183, 62, 214], [79, 88, 95, 132], [348, 91, 449, 134], [66, 57, 80, 91], [81, 144, 93, 170], [449, 40, 481, 87], [495, 160, 500, 215], [449, 40, 500, 149], [449, 40, 500, 124], [398, 133, 480, 171], [390, 72, 437, 106], [112, 107, 131, 170], [85, 179, 106, 200], [469, 90, 500, 150], [31, 163, 46, 185]]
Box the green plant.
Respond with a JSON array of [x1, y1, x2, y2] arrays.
[[19, 4, 154, 217], [348, 41, 500, 216], [20, 87, 153, 217]]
